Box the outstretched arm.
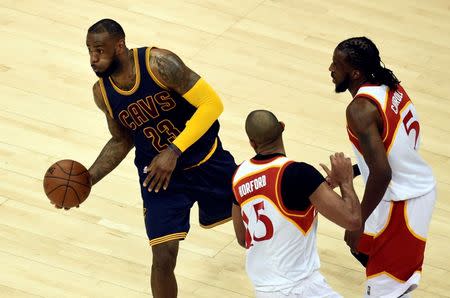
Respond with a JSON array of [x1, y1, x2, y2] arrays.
[[88, 82, 134, 185]]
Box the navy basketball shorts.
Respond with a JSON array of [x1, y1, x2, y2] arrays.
[[138, 147, 237, 246]]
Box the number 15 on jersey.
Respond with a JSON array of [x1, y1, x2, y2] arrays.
[[242, 201, 274, 249]]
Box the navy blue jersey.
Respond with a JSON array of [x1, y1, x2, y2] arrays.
[[98, 47, 219, 170]]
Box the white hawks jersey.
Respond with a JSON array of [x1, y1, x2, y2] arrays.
[[348, 84, 435, 200], [232, 156, 319, 292]]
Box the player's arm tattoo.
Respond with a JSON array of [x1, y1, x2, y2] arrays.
[[150, 49, 200, 94], [88, 83, 134, 185], [347, 98, 391, 222]]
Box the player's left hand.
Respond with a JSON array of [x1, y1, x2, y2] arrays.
[[143, 147, 179, 192], [319, 162, 338, 189], [344, 226, 364, 253]]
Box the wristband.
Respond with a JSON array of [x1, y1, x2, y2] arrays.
[[169, 143, 182, 157]]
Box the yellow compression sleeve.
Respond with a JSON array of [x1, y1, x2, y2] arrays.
[[172, 78, 224, 152]]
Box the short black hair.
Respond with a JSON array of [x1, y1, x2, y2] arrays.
[[337, 37, 400, 89], [245, 110, 283, 145], [88, 19, 125, 39]]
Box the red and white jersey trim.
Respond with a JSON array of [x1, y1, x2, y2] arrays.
[[347, 84, 435, 200], [232, 157, 320, 292]]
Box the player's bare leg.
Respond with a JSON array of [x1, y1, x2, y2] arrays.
[[151, 240, 179, 298]]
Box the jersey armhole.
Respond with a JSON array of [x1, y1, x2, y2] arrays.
[[145, 47, 170, 90], [354, 93, 388, 141], [98, 79, 114, 118], [231, 162, 244, 205]]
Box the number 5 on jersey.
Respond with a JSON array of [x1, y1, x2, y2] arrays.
[[242, 201, 274, 249], [402, 109, 420, 149]]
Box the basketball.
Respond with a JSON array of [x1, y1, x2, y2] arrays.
[[43, 160, 92, 208]]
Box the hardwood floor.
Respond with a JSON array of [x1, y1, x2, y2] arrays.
[[0, 1, 449, 297]]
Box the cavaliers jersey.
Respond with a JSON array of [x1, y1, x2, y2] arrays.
[[232, 156, 319, 292], [347, 84, 435, 200], [98, 47, 219, 170]]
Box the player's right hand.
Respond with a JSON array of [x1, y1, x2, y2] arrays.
[[327, 152, 353, 186]]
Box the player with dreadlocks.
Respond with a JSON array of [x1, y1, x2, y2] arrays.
[[323, 37, 436, 297]]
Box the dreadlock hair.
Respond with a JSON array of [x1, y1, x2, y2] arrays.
[[337, 37, 400, 90], [88, 19, 125, 39]]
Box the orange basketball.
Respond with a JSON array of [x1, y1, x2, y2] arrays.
[[43, 160, 92, 208]]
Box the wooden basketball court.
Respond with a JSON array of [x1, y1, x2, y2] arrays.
[[1, 0, 449, 297]]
